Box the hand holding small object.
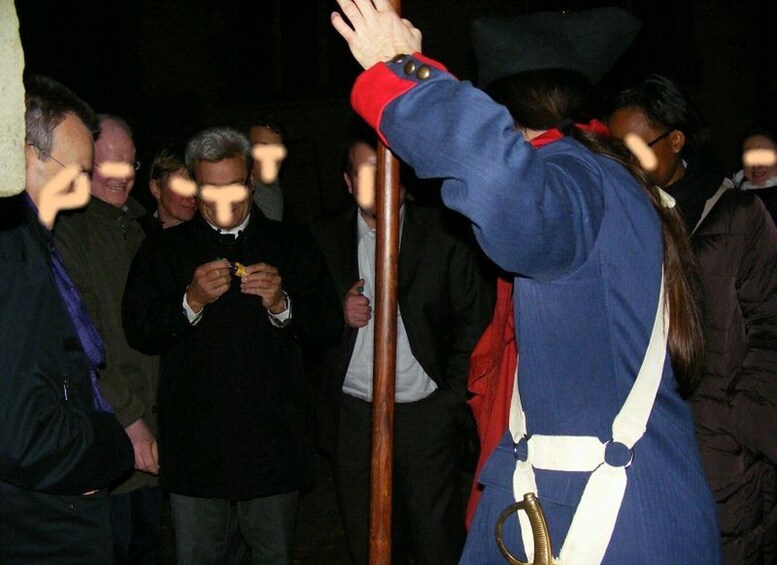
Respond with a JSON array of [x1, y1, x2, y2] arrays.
[[344, 278, 371, 328], [239, 262, 285, 313], [186, 259, 231, 313]]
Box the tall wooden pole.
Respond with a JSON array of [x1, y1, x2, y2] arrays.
[[369, 1, 402, 563]]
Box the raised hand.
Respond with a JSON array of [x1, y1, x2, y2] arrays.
[[331, 0, 422, 70]]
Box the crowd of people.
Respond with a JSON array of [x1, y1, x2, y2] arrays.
[[2, 2, 777, 564]]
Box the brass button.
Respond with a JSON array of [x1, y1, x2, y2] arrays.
[[391, 54, 407, 64], [416, 65, 431, 80], [403, 60, 417, 75]]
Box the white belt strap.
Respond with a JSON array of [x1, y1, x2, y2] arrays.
[[508, 274, 668, 564], [509, 370, 539, 561]]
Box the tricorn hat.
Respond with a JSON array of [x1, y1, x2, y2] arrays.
[[473, 7, 641, 88]]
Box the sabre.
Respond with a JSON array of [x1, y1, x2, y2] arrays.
[[495, 492, 556, 565]]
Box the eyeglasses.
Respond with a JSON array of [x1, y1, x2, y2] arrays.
[[28, 144, 92, 179], [95, 160, 141, 172], [646, 130, 673, 147]]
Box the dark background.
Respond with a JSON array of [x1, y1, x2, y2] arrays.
[[16, 0, 777, 223]]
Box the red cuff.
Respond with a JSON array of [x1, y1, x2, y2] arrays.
[[351, 53, 449, 146]]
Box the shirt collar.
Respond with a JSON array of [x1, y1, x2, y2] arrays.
[[206, 212, 251, 236], [356, 210, 374, 240], [356, 204, 406, 240], [89, 194, 146, 221]]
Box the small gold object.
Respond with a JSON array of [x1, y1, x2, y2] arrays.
[[391, 53, 407, 64], [230, 261, 247, 278], [404, 60, 417, 75], [495, 492, 555, 565]]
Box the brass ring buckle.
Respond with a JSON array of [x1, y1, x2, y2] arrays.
[[495, 492, 555, 565]]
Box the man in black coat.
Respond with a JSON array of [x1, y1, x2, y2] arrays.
[[0, 76, 133, 563], [309, 138, 494, 564], [123, 127, 340, 564]]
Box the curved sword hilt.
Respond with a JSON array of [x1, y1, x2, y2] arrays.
[[495, 492, 555, 565]]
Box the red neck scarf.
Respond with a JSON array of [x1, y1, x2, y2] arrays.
[[530, 119, 610, 148]]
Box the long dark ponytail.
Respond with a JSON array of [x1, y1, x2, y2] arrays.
[[487, 69, 704, 396]]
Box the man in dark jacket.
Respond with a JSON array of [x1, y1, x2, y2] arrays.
[[123, 127, 340, 564], [309, 138, 494, 564], [0, 76, 133, 563], [54, 114, 162, 564]]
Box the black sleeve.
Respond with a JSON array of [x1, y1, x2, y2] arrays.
[[437, 234, 496, 423], [0, 236, 133, 494], [281, 225, 344, 353], [123, 234, 193, 355], [731, 196, 777, 464]]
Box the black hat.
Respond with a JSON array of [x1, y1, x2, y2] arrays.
[[473, 7, 641, 88]]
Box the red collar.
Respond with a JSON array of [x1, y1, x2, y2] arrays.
[[530, 119, 610, 148]]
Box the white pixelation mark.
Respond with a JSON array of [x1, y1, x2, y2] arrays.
[[37, 160, 131, 228]]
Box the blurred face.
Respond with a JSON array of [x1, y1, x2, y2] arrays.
[[743, 134, 777, 187], [25, 112, 93, 208], [608, 106, 686, 188], [195, 154, 251, 230], [150, 168, 196, 227], [249, 125, 283, 181], [91, 119, 136, 207], [345, 142, 379, 225], [344, 142, 406, 228]]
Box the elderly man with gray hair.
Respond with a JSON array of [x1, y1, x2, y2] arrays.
[[123, 126, 340, 564]]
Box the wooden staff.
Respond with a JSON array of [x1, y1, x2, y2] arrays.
[[370, 2, 402, 563]]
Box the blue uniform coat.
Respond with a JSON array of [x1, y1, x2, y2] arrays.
[[351, 54, 721, 564]]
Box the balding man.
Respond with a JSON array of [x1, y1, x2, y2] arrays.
[[55, 114, 161, 564], [0, 76, 133, 563]]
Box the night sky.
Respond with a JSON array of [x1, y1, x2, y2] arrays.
[[14, 0, 777, 221]]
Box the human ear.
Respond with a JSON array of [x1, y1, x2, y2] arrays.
[[149, 179, 162, 201], [670, 130, 686, 154]]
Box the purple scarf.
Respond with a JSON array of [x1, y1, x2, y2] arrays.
[[25, 194, 113, 412]]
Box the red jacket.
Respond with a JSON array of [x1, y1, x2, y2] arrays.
[[466, 276, 516, 526]]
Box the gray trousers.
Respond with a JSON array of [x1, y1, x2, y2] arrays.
[[169, 490, 298, 565]]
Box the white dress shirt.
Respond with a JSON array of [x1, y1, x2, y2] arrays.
[[342, 208, 437, 403]]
